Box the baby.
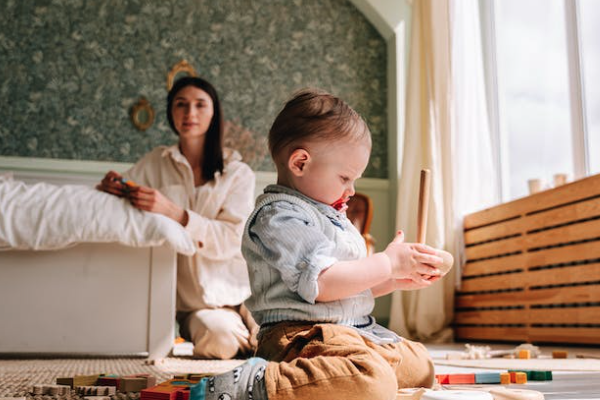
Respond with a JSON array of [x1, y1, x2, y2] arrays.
[[190, 89, 448, 400]]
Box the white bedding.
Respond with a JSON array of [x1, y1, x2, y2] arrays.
[[0, 175, 196, 255]]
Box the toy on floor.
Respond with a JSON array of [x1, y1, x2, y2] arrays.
[[140, 378, 200, 400], [435, 369, 552, 386], [445, 343, 542, 360]]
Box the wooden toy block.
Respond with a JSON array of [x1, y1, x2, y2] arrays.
[[447, 374, 476, 384], [500, 372, 510, 385], [76, 386, 116, 396], [120, 378, 148, 393], [141, 379, 197, 400], [552, 350, 568, 359], [97, 376, 120, 387], [509, 370, 533, 380], [123, 374, 157, 391], [509, 372, 527, 384], [176, 388, 190, 400], [518, 349, 531, 359], [32, 385, 70, 395], [435, 374, 450, 384], [57, 375, 100, 388], [530, 371, 552, 381], [475, 373, 501, 384]]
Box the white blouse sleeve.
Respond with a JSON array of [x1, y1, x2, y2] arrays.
[[184, 162, 255, 261]]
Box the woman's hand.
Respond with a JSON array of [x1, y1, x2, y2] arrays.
[[383, 231, 443, 284], [96, 170, 125, 197], [128, 186, 189, 226]]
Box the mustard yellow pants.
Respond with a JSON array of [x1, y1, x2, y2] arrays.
[[256, 322, 434, 400]]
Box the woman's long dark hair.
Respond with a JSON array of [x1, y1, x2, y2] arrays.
[[167, 76, 224, 182]]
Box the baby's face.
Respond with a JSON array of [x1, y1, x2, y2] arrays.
[[296, 138, 371, 211]]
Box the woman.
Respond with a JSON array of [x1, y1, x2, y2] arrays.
[[97, 77, 257, 359]]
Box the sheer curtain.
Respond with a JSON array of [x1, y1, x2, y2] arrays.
[[388, 0, 498, 342]]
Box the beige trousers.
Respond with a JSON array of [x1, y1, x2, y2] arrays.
[[177, 305, 258, 360], [256, 322, 434, 400]]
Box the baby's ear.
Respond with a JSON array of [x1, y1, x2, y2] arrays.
[[288, 148, 310, 176]]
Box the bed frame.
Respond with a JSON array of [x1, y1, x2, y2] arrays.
[[0, 243, 176, 359], [455, 173, 600, 345]]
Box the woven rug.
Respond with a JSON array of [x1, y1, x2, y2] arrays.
[[0, 357, 244, 397]]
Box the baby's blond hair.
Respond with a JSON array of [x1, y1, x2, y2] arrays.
[[268, 89, 371, 166]]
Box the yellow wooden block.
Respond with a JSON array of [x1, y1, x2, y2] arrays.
[[518, 349, 531, 359], [500, 372, 511, 385], [515, 372, 527, 384]]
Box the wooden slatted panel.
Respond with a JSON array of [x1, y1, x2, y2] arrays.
[[465, 236, 524, 261], [460, 272, 526, 293], [528, 264, 600, 287], [454, 327, 528, 342], [462, 254, 526, 277], [464, 187, 600, 245], [455, 327, 600, 345], [528, 307, 600, 325], [455, 307, 600, 325], [525, 241, 600, 269], [456, 286, 600, 309], [457, 174, 600, 345], [454, 309, 527, 325], [528, 328, 600, 345], [464, 174, 600, 229]]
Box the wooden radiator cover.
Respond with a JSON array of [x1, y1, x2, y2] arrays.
[[455, 174, 600, 345]]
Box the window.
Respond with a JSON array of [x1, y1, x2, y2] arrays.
[[484, 0, 598, 200], [579, 0, 600, 174]]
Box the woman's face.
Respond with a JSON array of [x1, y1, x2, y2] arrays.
[[171, 85, 215, 139]]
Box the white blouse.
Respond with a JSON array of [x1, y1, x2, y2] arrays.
[[124, 145, 255, 309]]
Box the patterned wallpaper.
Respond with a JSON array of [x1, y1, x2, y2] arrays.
[[0, 0, 388, 178]]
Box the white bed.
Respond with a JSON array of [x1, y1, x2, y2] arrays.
[[0, 172, 196, 359]]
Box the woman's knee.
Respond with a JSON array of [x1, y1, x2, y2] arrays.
[[188, 308, 251, 359]]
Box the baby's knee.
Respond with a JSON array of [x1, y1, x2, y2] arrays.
[[397, 340, 435, 388], [347, 355, 398, 399]]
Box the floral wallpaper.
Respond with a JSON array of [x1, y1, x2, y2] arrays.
[[0, 0, 387, 178]]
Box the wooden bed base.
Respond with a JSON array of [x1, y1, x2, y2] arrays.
[[455, 174, 600, 345]]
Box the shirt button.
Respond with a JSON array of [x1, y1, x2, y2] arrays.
[[298, 261, 308, 269]]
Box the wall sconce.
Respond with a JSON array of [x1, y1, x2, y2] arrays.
[[130, 97, 155, 131], [167, 60, 197, 91]]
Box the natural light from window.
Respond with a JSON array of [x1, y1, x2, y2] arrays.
[[494, 0, 573, 200], [580, 0, 600, 174]]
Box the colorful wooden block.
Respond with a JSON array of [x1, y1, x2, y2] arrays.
[[435, 374, 450, 384], [552, 351, 568, 359], [509, 372, 527, 384], [57, 375, 100, 388], [530, 371, 553, 381], [475, 373, 501, 384], [518, 349, 531, 359], [500, 372, 510, 385], [447, 374, 476, 384]]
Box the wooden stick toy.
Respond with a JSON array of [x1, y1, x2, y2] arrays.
[[416, 169, 454, 275]]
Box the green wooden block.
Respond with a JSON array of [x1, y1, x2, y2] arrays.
[[531, 370, 553, 381]]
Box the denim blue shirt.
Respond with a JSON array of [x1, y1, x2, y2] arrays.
[[242, 185, 402, 344]]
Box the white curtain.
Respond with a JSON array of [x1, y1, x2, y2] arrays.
[[388, 0, 499, 342]]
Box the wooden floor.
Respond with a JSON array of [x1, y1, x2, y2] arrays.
[[428, 343, 600, 399]]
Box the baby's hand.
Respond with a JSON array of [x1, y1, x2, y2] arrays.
[[383, 231, 443, 284]]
